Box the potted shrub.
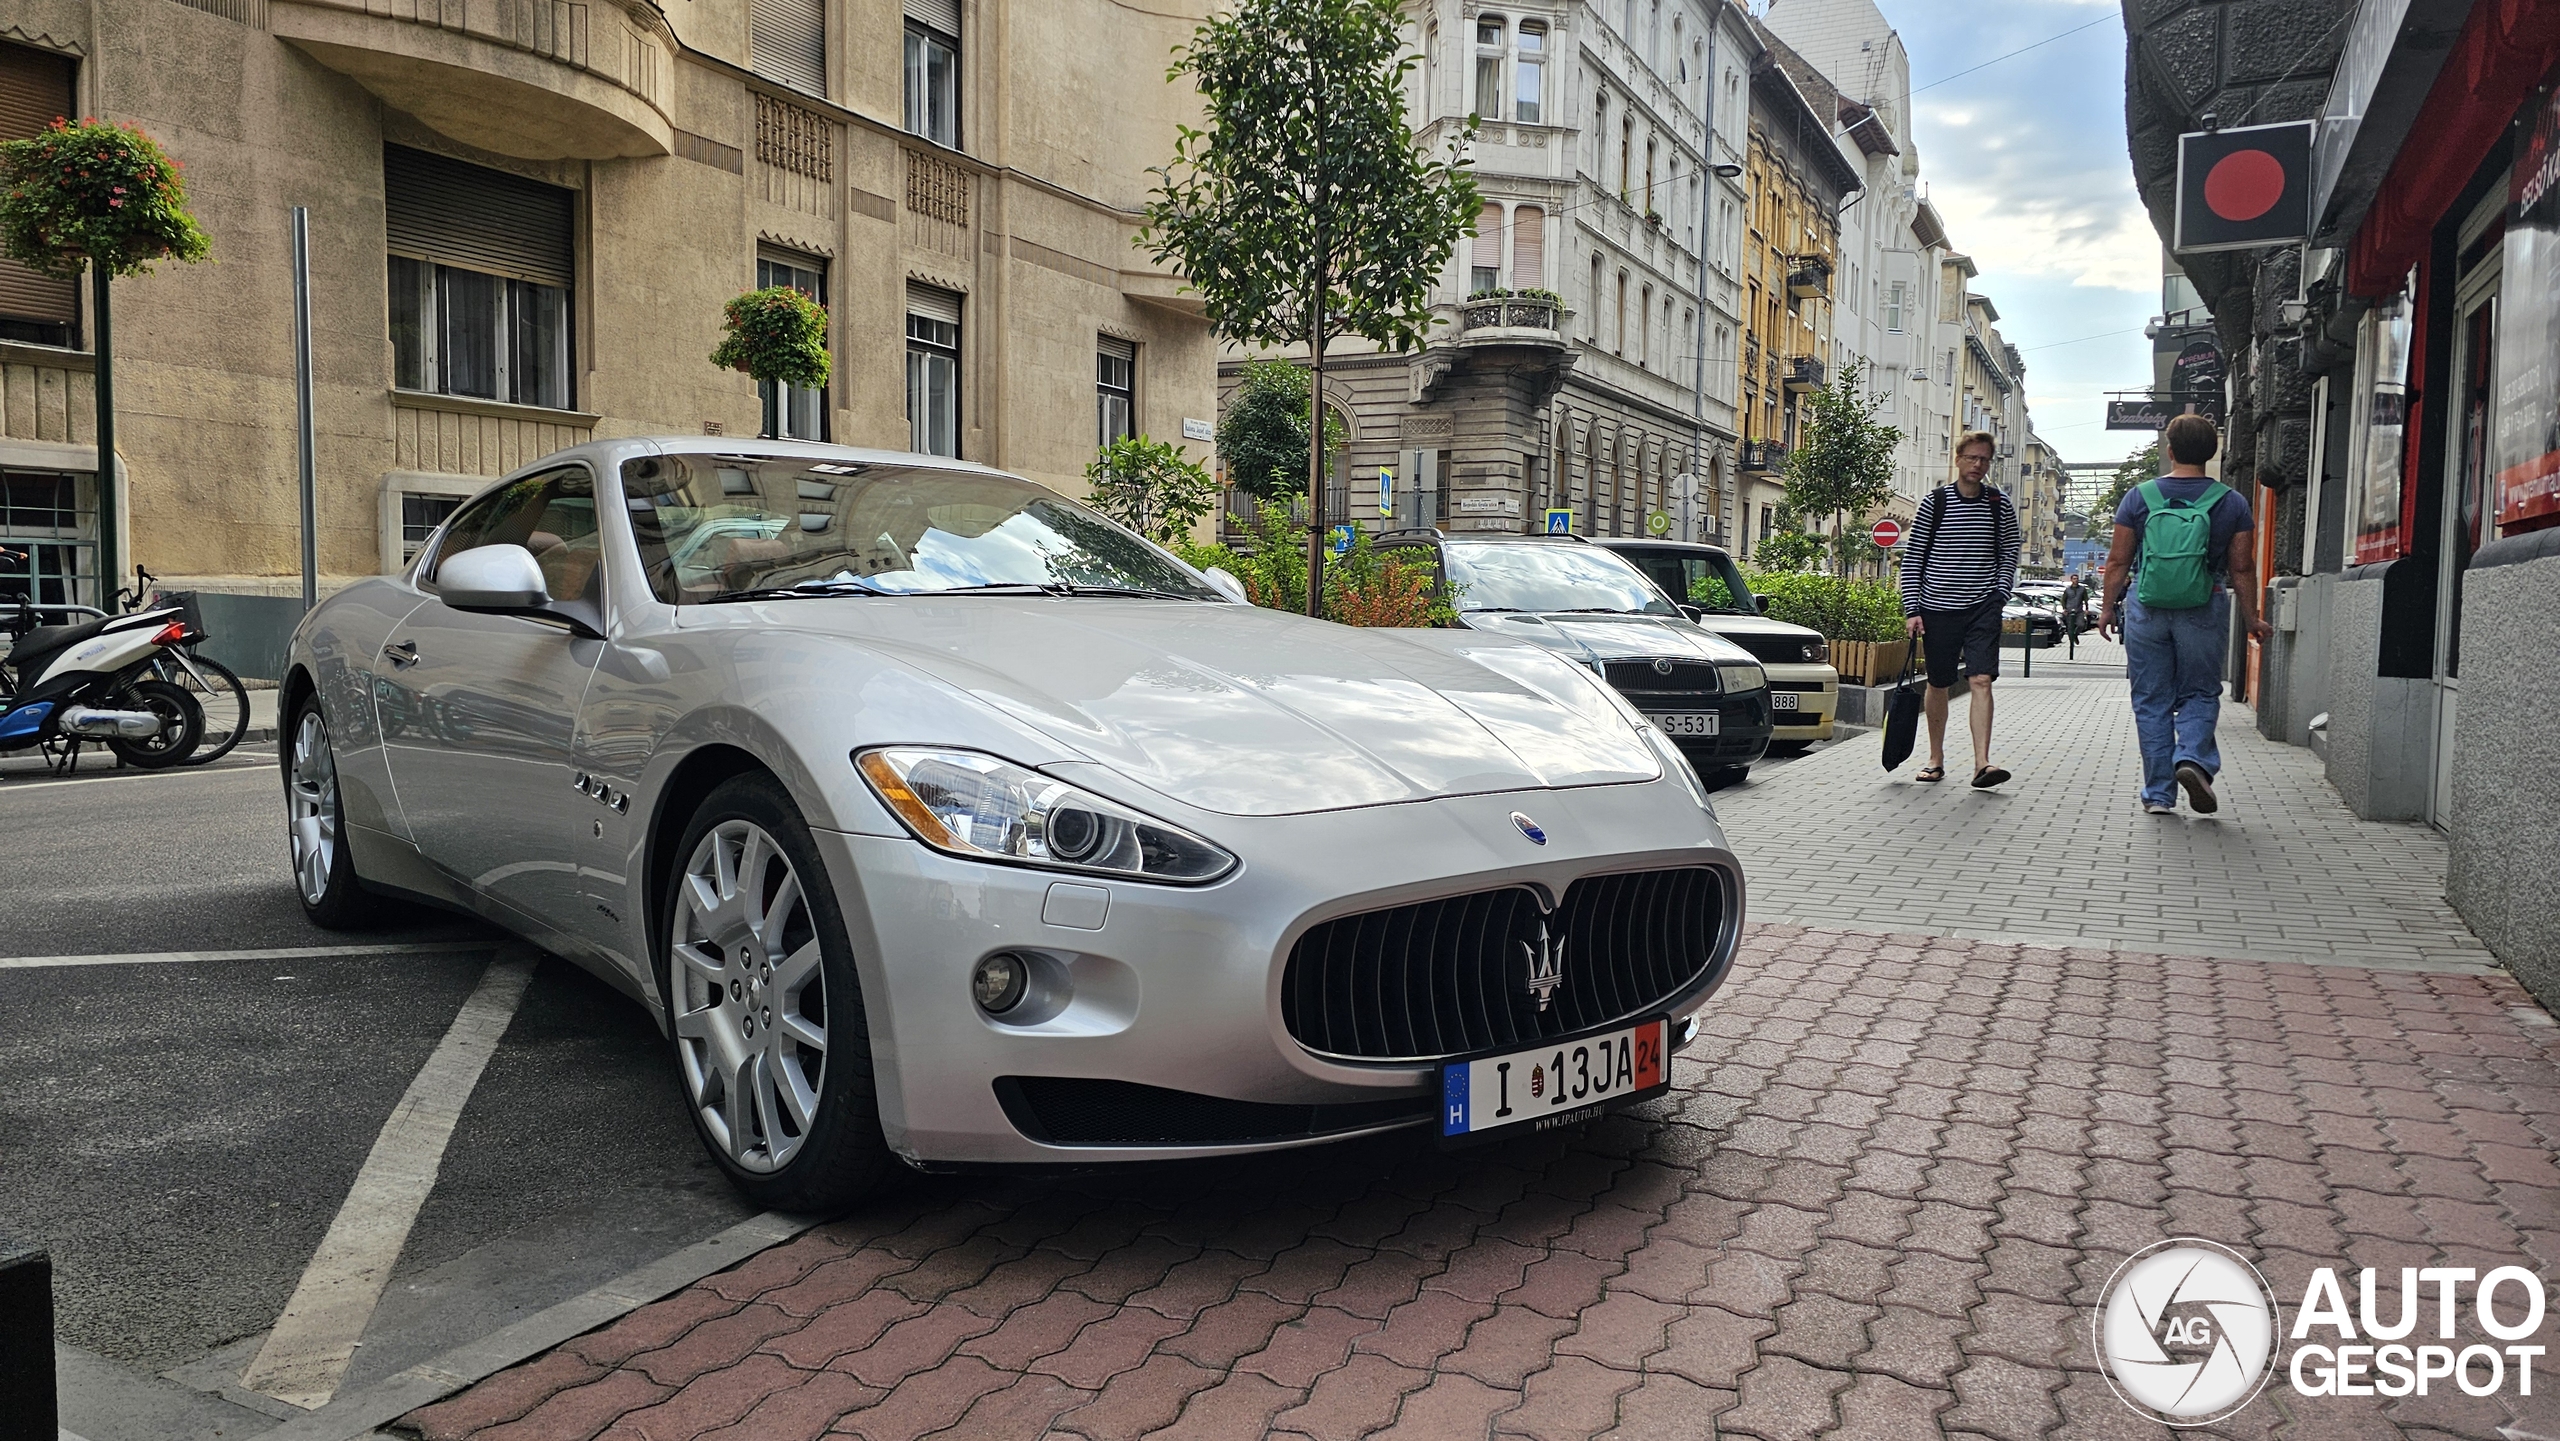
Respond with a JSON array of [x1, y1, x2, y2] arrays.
[[709, 284, 830, 390]]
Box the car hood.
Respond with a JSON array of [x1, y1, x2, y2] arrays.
[[1684, 612, 1822, 643], [1461, 611, 1757, 666], [739, 598, 1661, 817]]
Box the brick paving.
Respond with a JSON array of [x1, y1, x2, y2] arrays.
[[396, 923, 2560, 1440], [1717, 648, 2494, 972]]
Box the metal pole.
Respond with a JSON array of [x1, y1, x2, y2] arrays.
[[1691, 8, 1723, 544], [90, 262, 116, 613], [292, 206, 318, 611]]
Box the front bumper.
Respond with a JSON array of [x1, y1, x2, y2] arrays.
[[1763, 663, 1839, 740], [813, 777, 1744, 1166]]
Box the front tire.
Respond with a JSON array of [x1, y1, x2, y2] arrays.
[[663, 774, 897, 1211], [285, 696, 381, 929]]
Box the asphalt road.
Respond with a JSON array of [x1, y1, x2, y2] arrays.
[[0, 747, 757, 1439]]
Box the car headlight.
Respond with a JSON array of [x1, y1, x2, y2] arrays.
[[1717, 663, 1764, 693], [855, 747, 1237, 884], [1803, 639, 1830, 663]]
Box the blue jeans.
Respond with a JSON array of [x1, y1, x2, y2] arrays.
[[2123, 592, 2230, 806]]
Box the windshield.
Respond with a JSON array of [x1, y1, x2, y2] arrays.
[[1614, 548, 1757, 614], [1446, 543, 1679, 616], [619, 456, 1219, 604]]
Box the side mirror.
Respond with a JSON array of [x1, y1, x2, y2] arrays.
[[1754, 594, 1772, 614], [1678, 603, 1708, 622], [438, 544, 551, 611], [1201, 566, 1250, 605]]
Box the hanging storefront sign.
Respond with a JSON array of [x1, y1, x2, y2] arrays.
[[2170, 340, 2226, 399], [2494, 76, 2560, 531], [2174, 121, 2315, 253], [2351, 291, 2414, 564]]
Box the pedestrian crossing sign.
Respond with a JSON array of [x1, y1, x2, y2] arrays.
[[1543, 509, 1573, 534]]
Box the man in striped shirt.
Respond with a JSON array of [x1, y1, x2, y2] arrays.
[[1900, 430, 2022, 788]]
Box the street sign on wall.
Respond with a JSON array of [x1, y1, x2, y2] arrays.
[[2174, 121, 2314, 253]]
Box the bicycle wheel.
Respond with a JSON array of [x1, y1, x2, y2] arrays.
[[159, 649, 252, 764]]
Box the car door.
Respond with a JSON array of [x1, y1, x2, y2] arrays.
[[377, 465, 606, 929]]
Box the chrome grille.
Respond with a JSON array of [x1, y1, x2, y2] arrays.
[[1281, 867, 1729, 1062], [1602, 659, 1719, 705]]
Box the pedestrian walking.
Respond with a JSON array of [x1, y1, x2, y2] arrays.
[[2062, 574, 2090, 636], [2096, 414, 2273, 814], [1899, 430, 2022, 788]]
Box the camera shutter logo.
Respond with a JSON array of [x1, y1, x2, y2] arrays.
[[2094, 1240, 2281, 1425]]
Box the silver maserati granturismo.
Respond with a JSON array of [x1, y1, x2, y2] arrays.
[[282, 438, 1746, 1208]]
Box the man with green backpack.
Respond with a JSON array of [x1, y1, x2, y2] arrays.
[[2096, 414, 2273, 815]]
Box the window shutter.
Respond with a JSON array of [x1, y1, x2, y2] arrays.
[[1097, 334, 1134, 364], [905, 0, 960, 37], [1511, 205, 1545, 288], [751, 0, 827, 97], [0, 43, 76, 328], [1472, 202, 1504, 279], [906, 282, 961, 327], [384, 147, 574, 288]]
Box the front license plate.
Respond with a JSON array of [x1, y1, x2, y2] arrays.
[[1439, 1017, 1670, 1145], [1655, 712, 1719, 737], [1770, 691, 1801, 711]]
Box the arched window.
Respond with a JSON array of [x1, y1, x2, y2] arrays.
[[1615, 271, 1628, 355], [1512, 205, 1545, 288], [1644, 138, 1657, 215], [1471, 201, 1504, 293], [1620, 117, 1634, 197], [1588, 253, 1603, 340], [1672, 17, 1685, 80], [1638, 283, 1652, 370]]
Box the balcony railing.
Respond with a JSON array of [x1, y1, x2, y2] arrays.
[[1739, 441, 1787, 475], [1459, 292, 1566, 333], [1786, 255, 1833, 300], [1785, 356, 1826, 393]]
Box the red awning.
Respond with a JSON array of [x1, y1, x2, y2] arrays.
[[2349, 0, 2560, 297]]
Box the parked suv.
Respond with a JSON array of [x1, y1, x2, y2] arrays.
[[1380, 531, 1773, 784], [1594, 539, 1840, 747]]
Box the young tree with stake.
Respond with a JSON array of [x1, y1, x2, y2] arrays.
[[1141, 0, 1477, 615]]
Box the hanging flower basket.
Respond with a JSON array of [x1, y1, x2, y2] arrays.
[[0, 118, 211, 278], [709, 285, 831, 388]]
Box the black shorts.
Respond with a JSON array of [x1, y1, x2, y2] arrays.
[[1920, 600, 2001, 688]]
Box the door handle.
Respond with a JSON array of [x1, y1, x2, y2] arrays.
[[383, 639, 419, 668]]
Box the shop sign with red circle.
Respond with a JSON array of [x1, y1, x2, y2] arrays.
[[2174, 121, 2313, 254]]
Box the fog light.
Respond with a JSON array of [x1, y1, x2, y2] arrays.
[[972, 953, 1029, 1014]]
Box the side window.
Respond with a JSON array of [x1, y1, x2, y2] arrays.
[[425, 466, 600, 603]]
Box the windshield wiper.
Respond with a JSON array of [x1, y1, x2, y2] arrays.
[[699, 581, 889, 604], [1554, 606, 1642, 614], [931, 581, 1199, 601]]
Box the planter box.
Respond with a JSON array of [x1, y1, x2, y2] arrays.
[[1830, 638, 1910, 686]]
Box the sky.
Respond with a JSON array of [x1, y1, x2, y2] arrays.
[[1879, 0, 2159, 468]]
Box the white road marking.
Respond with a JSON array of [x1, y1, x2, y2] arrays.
[[0, 762, 271, 791], [240, 949, 539, 1410], [0, 941, 493, 969]]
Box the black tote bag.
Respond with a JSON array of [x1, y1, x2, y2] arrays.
[[1880, 640, 1925, 772]]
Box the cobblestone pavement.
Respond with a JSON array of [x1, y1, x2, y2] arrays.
[[1714, 650, 2493, 972], [398, 923, 2560, 1441]]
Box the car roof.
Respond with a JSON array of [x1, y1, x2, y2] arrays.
[[1590, 538, 1736, 559], [1377, 529, 1590, 546]]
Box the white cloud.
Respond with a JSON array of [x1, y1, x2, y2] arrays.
[[1925, 176, 2160, 292]]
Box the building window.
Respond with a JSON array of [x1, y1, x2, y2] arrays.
[[1886, 281, 1906, 333], [757, 251, 827, 440], [385, 147, 575, 411], [907, 284, 961, 456], [1615, 272, 1628, 355], [1097, 335, 1135, 447], [1512, 204, 1544, 288], [1515, 21, 1545, 123], [1471, 201, 1504, 293], [1620, 117, 1634, 199], [1644, 139, 1657, 215], [1472, 18, 1502, 121], [0, 43, 76, 347], [400, 494, 466, 564], [751, 0, 825, 96], [0, 467, 95, 609], [1588, 254, 1603, 340], [904, 15, 960, 147], [1639, 284, 1652, 370]]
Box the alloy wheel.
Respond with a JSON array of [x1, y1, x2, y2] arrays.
[[288, 708, 339, 906], [670, 820, 828, 1173]]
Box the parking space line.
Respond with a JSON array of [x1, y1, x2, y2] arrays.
[[0, 942, 494, 970], [239, 948, 540, 1411], [0, 763, 272, 791]]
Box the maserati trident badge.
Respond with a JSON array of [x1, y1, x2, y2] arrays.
[[1519, 915, 1567, 1011], [1510, 811, 1547, 845]]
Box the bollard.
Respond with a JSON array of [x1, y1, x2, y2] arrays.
[[0, 1238, 56, 1441]]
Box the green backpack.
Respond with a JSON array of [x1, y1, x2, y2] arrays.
[[2133, 479, 2232, 610]]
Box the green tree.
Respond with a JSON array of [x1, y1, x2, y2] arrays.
[[1218, 359, 1346, 500], [0, 119, 210, 606], [2085, 440, 2160, 548], [1778, 357, 1900, 579], [1085, 434, 1218, 542], [1750, 523, 1827, 576], [1141, 0, 1478, 614]]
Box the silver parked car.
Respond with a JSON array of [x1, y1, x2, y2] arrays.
[[283, 439, 1747, 1207]]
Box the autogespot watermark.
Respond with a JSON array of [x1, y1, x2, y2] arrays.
[[2093, 1239, 2549, 1425]]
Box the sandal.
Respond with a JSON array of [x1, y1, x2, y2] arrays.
[[1914, 765, 1945, 783], [1972, 766, 2012, 789]]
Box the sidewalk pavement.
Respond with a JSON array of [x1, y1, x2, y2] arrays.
[[1716, 639, 2493, 973], [387, 644, 2551, 1441]]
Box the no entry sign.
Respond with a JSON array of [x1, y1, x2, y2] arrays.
[[1871, 517, 1903, 547]]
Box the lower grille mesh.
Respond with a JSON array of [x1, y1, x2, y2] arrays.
[[1281, 867, 1728, 1062], [995, 1077, 1431, 1146]]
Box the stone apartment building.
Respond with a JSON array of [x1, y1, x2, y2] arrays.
[[1728, 26, 1858, 561], [0, 0, 1216, 675], [1229, 0, 1758, 547]]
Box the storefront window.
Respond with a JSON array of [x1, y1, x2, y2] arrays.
[[2495, 79, 2560, 534], [2349, 286, 2413, 564]]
